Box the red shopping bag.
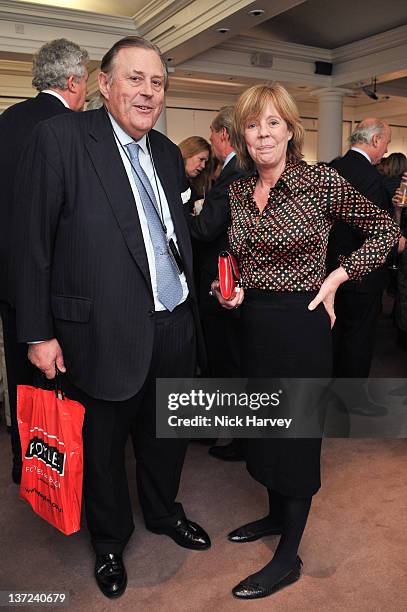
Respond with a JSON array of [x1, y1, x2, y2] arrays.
[[17, 384, 85, 535]]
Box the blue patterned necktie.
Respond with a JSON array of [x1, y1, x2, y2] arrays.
[[126, 142, 183, 311]]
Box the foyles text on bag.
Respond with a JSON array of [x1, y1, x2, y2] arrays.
[[17, 384, 85, 535]]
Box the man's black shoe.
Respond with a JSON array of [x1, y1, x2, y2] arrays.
[[209, 441, 244, 461], [147, 517, 211, 550], [94, 553, 127, 598]]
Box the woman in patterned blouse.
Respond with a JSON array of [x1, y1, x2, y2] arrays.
[[211, 83, 400, 600]]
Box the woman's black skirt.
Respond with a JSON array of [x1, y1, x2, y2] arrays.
[[241, 289, 332, 497]]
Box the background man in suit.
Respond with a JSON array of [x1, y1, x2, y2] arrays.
[[327, 118, 392, 388], [188, 106, 247, 461], [0, 38, 89, 484], [15, 36, 210, 599]]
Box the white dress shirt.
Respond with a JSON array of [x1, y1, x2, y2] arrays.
[[108, 113, 188, 311], [222, 150, 236, 169], [351, 147, 372, 164]]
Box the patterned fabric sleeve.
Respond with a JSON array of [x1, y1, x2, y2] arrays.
[[321, 165, 400, 280]]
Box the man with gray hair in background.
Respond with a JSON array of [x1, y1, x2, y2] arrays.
[[187, 105, 247, 461], [327, 118, 393, 402], [0, 38, 89, 484]]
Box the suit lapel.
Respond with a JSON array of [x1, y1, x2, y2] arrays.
[[84, 110, 152, 288]]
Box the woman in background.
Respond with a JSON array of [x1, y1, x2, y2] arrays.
[[379, 152, 407, 218], [178, 136, 212, 202]]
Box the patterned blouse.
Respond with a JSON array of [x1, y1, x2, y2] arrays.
[[228, 160, 400, 291]]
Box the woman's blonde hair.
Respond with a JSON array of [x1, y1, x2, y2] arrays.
[[178, 136, 211, 164], [178, 136, 212, 196], [232, 82, 304, 172]]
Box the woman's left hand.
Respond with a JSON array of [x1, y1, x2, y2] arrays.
[[308, 267, 349, 328], [210, 279, 244, 309]]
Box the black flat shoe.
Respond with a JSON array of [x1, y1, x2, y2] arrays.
[[232, 557, 302, 600], [147, 517, 211, 550], [94, 553, 127, 599], [228, 520, 282, 543]]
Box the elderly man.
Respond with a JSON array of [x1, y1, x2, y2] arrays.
[[15, 36, 210, 599], [327, 118, 392, 387], [0, 38, 89, 484]]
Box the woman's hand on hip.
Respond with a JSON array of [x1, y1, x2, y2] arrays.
[[210, 279, 244, 309], [308, 267, 349, 328]]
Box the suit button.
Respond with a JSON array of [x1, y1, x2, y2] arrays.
[[148, 310, 154, 317]]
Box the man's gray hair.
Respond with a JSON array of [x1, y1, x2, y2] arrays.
[[211, 105, 235, 136], [32, 38, 89, 92], [349, 119, 387, 146]]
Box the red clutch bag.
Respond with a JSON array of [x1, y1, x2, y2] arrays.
[[218, 251, 240, 300]]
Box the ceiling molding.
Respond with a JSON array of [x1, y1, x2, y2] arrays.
[[0, 0, 136, 35], [333, 24, 407, 63], [332, 41, 407, 87], [0, 73, 35, 98], [144, 0, 258, 49], [0, 59, 32, 75], [177, 46, 332, 88], [133, 0, 193, 34], [221, 35, 333, 63]]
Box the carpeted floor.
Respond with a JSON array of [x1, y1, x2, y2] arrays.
[[0, 301, 406, 611]]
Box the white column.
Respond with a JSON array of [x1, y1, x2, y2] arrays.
[[154, 103, 167, 135], [313, 88, 348, 163]]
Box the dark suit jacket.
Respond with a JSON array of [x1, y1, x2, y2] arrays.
[[0, 92, 70, 304], [187, 155, 247, 279], [327, 149, 390, 293], [15, 108, 203, 401]]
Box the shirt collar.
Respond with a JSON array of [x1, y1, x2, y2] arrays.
[[276, 160, 306, 192], [41, 90, 70, 108], [351, 147, 371, 163], [107, 111, 148, 155], [222, 151, 236, 169], [246, 160, 305, 196]]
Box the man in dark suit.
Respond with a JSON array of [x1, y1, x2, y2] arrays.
[[327, 118, 392, 387], [0, 38, 89, 484], [187, 106, 247, 460], [15, 36, 210, 598]]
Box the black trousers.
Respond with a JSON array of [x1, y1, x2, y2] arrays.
[[332, 289, 382, 377], [199, 271, 240, 377], [0, 301, 35, 468], [62, 300, 196, 555], [241, 290, 332, 497]]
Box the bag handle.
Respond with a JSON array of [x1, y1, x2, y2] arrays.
[[33, 364, 65, 399], [54, 366, 65, 400]]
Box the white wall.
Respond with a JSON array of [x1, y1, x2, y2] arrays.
[[167, 107, 218, 145]]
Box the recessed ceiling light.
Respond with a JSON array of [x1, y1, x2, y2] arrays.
[[217, 28, 230, 34], [249, 9, 265, 17]]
